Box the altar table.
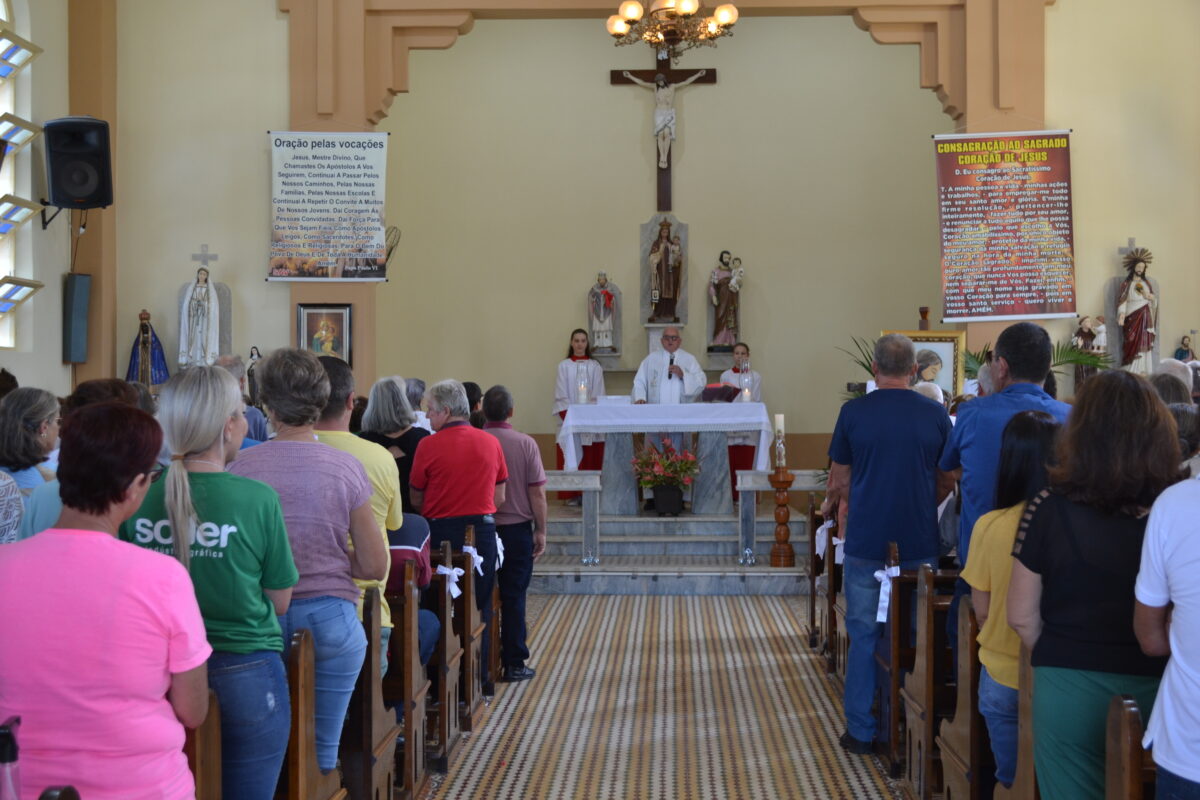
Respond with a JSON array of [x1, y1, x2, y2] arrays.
[[557, 403, 773, 515]]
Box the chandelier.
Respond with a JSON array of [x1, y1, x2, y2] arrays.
[[606, 0, 739, 62]]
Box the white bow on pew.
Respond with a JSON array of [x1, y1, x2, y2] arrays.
[[495, 535, 505, 569], [873, 564, 901, 623], [815, 519, 833, 558], [462, 545, 485, 576], [437, 564, 466, 598], [832, 536, 845, 565]]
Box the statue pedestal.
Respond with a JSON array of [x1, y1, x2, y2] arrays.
[[768, 467, 796, 567]]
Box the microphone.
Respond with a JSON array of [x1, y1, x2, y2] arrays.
[[668, 354, 675, 380]]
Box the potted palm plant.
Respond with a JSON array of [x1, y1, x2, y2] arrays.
[[632, 438, 700, 516]]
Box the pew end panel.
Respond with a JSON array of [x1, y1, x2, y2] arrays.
[[1105, 694, 1154, 800], [184, 689, 221, 800], [280, 628, 348, 800], [936, 596, 996, 800], [383, 561, 432, 800], [453, 526, 486, 734], [993, 645, 1038, 800], [341, 588, 403, 800], [426, 541, 463, 773]]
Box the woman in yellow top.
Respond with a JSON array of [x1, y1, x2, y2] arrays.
[[960, 409, 1060, 790]]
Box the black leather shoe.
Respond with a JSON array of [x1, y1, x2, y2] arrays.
[[502, 665, 536, 683], [839, 732, 873, 755]]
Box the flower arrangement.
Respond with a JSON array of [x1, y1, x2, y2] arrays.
[[632, 438, 699, 488]]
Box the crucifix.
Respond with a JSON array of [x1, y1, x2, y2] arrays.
[[191, 243, 220, 268], [611, 54, 716, 212]]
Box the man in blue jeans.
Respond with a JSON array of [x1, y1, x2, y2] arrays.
[[824, 333, 955, 754]]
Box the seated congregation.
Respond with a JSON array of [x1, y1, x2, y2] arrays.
[[0, 351, 545, 800], [811, 322, 1200, 800]]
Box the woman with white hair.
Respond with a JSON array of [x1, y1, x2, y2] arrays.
[[360, 375, 429, 512], [121, 366, 298, 800], [0, 387, 60, 502]]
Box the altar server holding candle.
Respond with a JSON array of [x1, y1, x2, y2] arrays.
[[553, 329, 606, 502]]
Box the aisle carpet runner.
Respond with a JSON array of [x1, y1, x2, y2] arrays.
[[433, 595, 895, 799]]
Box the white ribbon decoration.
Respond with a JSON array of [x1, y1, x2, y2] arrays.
[[495, 535, 505, 570], [462, 544, 484, 576], [873, 564, 901, 623], [437, 564, 465, 599], [832, 536, 846, 565], [815, 520, 834, 559]]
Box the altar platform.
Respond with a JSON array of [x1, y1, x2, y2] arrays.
[[531, 502, 810, 596]]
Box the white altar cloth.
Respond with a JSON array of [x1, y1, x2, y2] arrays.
[[557, 402, 773, 470]]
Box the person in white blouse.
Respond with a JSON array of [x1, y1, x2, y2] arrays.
[[719, 342, 763, 502], [554, 329, 606, 505]]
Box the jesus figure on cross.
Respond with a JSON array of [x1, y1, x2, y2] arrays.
[[622, 69, 707, 168]]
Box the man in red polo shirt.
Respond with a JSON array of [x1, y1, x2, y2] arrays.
[[409, 379, 507, 688]]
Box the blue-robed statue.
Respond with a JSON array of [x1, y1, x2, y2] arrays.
[[126, 308, 170, 387]]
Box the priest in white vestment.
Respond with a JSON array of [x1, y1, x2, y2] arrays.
[[633, 327, 705, 405]]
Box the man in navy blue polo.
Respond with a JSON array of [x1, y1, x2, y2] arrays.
[[824, 334, 955, 754], [940, 322, 1071, 567]]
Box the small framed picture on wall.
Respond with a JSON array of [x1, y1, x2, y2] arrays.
[[881, 329, 967, 397], [297, 303, 352, 366]]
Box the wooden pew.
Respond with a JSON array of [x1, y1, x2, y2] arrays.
[[453, 526, 487, 733], [341, 589, 403, 800], [994, 645, 1038, 800], [1106, 695, 1155, 800], [805, 495, 825, 649], [425, 541, 462, 773], [488, 583, 502, 693], [184, 689, 222, 800], [279, 629, 348, 800], [900, 564, 958, 800], [383, 561, 432, 800], [873, 542, 911, 776], [936, 596, 996, 800]]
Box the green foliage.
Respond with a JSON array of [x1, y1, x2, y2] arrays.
[[964, 345, 991, 380], [837, 336, 876, 380], [1050, 341, 1110, 376]]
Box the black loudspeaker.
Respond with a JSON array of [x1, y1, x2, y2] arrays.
[[62, 273, 91, 364], [44, 117, 113, 210]]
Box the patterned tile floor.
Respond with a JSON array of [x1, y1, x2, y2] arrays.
[[423, 595, 902, 799]]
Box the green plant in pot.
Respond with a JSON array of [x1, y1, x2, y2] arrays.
[[632, 438, 700, 516]]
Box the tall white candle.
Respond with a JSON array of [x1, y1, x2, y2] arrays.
[[774, 413, 785, 435], [577, 383, 589, 404]]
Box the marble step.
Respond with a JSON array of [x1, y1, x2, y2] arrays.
[[543, 534, 805, 558], [530, 555, 807, 596], [546, 514, 806, 538]]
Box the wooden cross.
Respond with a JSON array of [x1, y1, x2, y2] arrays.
[[611, 53, 716, 212], [191, 243, 219, 268]]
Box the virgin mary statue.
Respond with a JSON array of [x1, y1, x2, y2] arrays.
[[178, 267, 220, 367]]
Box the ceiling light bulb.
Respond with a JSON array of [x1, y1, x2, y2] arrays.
[[619, 1, 645, 22], [607, 14, 631, 35], [704, 17, 720, 36], [677, 0, 700, 15], [714, 4, 739, 25]]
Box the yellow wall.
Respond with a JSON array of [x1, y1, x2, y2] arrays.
[[1043, 0, 1200, 377], [113, 0, 291, 376], [99, 1, 1200, 433], [380, 16, 948, 434]]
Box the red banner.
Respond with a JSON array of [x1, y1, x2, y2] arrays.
[[935, 131, 1076, 322]]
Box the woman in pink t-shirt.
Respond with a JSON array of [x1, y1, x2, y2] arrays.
[[0, 403, 211, 800]]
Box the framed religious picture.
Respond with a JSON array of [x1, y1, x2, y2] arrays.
[[882, 329, 967, 397], [297, 303, 352, 365]]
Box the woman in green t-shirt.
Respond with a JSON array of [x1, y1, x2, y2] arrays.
[[122, 366, 299, 800]]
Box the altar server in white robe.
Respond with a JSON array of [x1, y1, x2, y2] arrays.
[[554, 329, 606, 503], [633, 327, 705, 405], [720, 341, 763, 502]]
